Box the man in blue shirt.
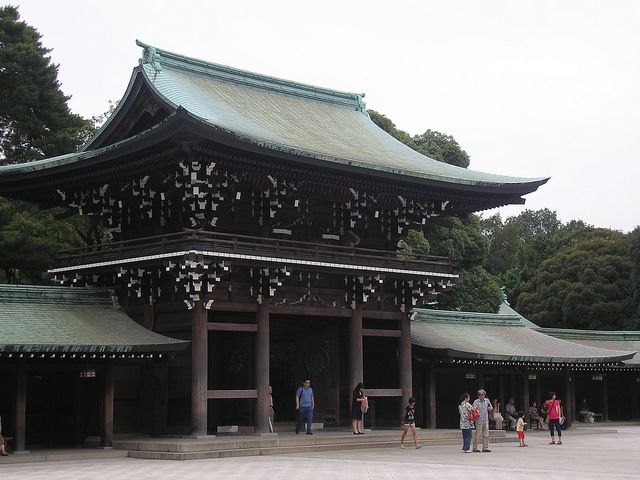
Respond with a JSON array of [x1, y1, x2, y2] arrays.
[[295, 379, 315, 435]]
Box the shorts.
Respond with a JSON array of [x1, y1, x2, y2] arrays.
[[404, 421, 415, 426], [517, 431, 525, 439]]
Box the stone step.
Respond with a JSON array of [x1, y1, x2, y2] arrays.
[[115, 430, 506, 453], [123, 432, 514, 461]]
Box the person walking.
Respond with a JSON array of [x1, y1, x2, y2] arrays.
[[400, 396, 422, 449], [545, 392, 563, 445], [459, 393, 474, 453], [351, 382, 366, 435], [295, 379, 315, 435], [472, 389, 493, 452]]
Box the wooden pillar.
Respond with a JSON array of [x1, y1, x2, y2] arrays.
[[102, 363, 114, 447], [499, 374, 505, 408], [522, 371, 530, 423], [14, 361, 27, 452], [142, 303, 155, 330], [191, 302, 208, 436], [535, 376, 541, 409], [399, 315, 412, 408], [603, 375, 609, 422], [477, 373, 485, 392], [349, 309, 363, 391], [255, 305, 270, 433], [632, 375, 640, 420], [563, 368, 572, 428], [570, 370, 576, 422], [428, 362, 437, 428]]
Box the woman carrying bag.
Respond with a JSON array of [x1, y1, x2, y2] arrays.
[[545, 392, 564, 445]]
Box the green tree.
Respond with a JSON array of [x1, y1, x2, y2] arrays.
[[516, 228, 638, 330], [436, 265, 502, 312], [368, 110, 469, 168], [412, 130, 470, 168], [0, 5, 92, 163], [482, 209, 591, 304], [367, 110, 416, 148], [370, 110, 500, 311], [398, 216, 502, 312], [0, 197, 82, 283]]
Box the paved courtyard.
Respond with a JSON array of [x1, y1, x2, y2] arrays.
[[2, 426, 640, 479]]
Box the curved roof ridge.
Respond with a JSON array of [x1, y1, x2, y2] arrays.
[[537, 327, 640, 342], [136, 40, 366, 111], [411, 308, 524, 326]]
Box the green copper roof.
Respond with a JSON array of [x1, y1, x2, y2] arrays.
[[411, 308, 636, 364], [0, 41, 548, 197], [132, 41, 547, 189], [537, 328, 640, 365], [0, 284, 187, 354]]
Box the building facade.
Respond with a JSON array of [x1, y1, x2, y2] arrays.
[[0, 42, 554, 443]]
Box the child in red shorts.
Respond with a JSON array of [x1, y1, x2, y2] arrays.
[[516, 410, 527, 447]]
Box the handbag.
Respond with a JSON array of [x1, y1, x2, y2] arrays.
[[559, 416, 566, 425], [468, 409, 480, 421], [360, 396, 369, 414]]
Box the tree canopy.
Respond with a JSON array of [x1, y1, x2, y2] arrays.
[[368, 110, 470, 168], [0, 197, 83, 283], [516, 228, 638, 330], [0, 5, 92, 164]]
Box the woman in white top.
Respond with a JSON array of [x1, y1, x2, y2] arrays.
[[491, 398, 504, 430]]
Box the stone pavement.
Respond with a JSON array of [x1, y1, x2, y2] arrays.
[[2, 425, 639, 479]]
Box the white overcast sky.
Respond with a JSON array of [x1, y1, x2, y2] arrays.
[[9, 0, 640, 232]]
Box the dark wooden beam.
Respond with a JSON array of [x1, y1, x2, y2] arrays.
[[269, 305, 351, 317], [211, 303, 259, 313], [365, 388, 402, 397], [208, 389, 258, 399], [207, 322, 257, 332], [363, 328, 401, 338], [362, 311, 405, 320]]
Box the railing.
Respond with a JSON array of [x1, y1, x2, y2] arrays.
[[54, 230, 454, 275]]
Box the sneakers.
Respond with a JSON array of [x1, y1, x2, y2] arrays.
[[400, 444, 405, 449], [306, 432, 313, 435], [463, 449, 472, 453]]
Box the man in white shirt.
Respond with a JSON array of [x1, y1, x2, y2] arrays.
[[504, 397, 518, 430], [472, 389, 493, 452]]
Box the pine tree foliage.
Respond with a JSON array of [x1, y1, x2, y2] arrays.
[[0, 5, 92, 164]]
